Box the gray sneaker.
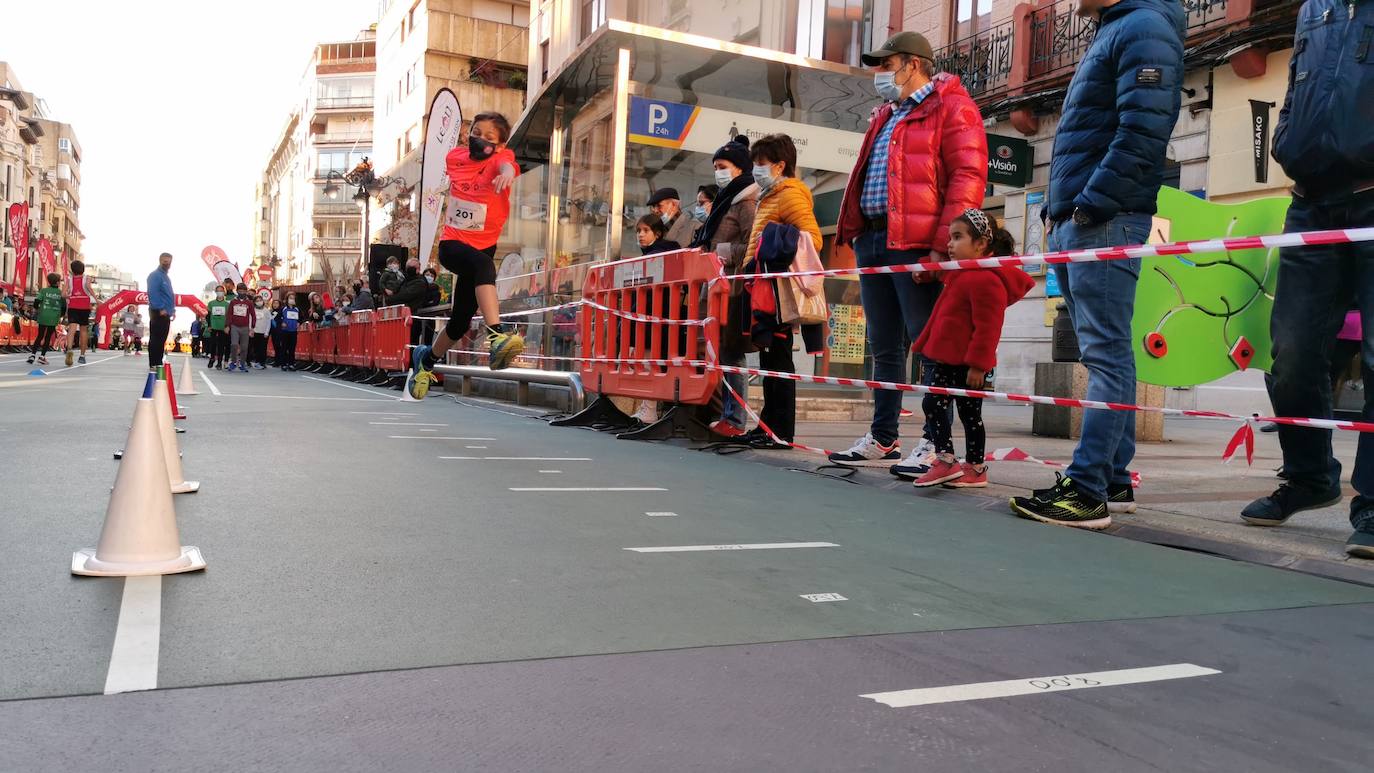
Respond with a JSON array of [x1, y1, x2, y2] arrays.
[[1348, 512, 1374, 560], [1240, 484, 1342, 526]]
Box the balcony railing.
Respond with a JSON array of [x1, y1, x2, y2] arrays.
[[934, 19, 1016, 98], [1028, 1, 1097, 81], [1185, 0, 1229, 30], [315, 96, 373, 110], [311, 236, 361, 251]]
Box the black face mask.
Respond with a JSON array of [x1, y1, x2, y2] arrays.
[[468, 135, 495, 160]]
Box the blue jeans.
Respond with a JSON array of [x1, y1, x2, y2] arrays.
[[1270, 189, 1374, 531], [853, 230, 943, 446], [719, 352, 747, 428], [1050, 213, 1151, 502]]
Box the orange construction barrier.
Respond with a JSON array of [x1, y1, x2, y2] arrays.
[[297, 325, 316, 363], [344, 310, 373, 368], [372, 305, 412, 371], [579, 248, 726, 405]]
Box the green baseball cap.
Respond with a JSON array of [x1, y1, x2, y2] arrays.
[[861, 31, 935, 67]]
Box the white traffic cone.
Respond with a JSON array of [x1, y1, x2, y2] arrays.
[[72, 395, 205, 576], [177, 355, 199, 396], [153, 379, 199, 494]]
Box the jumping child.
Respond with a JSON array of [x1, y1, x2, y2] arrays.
[[910, 209, 1031, 489], [407, 112, 525, 399], [27, 273, 65, 366]]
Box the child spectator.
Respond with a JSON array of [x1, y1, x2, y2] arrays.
[[251, 295, 271, 368], [910, 209, 1031, 489], [227, 283, 256, 372], [277, 293, 301, 371], [190, 315, 204, 357], [27, 272, 64, 366], [207, 287, 230, 369]]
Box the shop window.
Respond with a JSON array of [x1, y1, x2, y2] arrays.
[[823, 0, 874, 67]]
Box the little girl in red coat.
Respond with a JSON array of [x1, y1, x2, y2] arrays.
[[910, 209, 1033, 489]]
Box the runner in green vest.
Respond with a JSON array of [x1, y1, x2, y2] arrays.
[[27, 272, 65, 366], [206, 289, 230, 370]]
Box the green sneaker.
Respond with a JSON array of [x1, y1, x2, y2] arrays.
[[486, 327, 525, 371], [1010, 478, 1110, 530]]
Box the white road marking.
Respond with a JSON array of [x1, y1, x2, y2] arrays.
[[419, 428, 438, 432], [439, 456, 592, 461], [625, 542, 838, 553], [394, 436, 497, 440], [465, 445, 488, 449], [199, 372, 222, 396], [513, 487, 668, 492], [860, 663, 1222, 709], [370, 422, 449, 426], [539, 470, 562, 474], [219, 393, 393, 402], [104, 576, 162, 695], [645, 512, 678, 517], [800, 593, 848, 603], [300, 374, 402, 399], [350, 411, 420, 416]]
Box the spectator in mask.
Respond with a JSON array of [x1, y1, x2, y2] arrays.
[[251, 294, 272, 368], [691, 134, 760, 437], [647, 188, 696, 248], [381, 257, 405, 301], [350, 281, 375, 311], [694, 185, 718, 224]]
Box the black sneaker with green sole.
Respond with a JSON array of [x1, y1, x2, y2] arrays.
[[1010, 479, 1110, 530]]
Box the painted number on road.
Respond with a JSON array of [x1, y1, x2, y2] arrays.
[[800, 593, 848, 603]]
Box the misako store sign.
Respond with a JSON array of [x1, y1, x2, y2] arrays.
[[987, 133, 1032, 187], [628, 96, 862, 174]]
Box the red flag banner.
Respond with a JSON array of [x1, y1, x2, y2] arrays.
[[9, 203, 29, 292], [37, 236, 55, 277]]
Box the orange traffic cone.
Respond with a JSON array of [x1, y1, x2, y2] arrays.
[[72, 378, 205, 576], [164, 363, 186, 420], [177, 355, 199, 396], [153, 379, 199, 494]]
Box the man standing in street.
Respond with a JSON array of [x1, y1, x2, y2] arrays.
[[1240, 0, 1374, 559], [829, 31, 988, 473], [1009, 0, 1184, 528], [147, 251, 176, 373], [646, 188, 696, 249]]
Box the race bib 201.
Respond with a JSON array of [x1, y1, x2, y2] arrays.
[[446, 196, 488, 231]]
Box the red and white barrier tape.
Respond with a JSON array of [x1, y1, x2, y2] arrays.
[[987, 448, 1142, 487], [733, 227, 1374, 281], [581, 299, 712, 326]]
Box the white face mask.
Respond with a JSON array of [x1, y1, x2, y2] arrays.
[[752, 164, 778, 190], [873, 71, 902, 102], [714, 168, 734, 187]]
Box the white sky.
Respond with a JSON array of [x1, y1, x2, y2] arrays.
[[5, 0, 379, 301]]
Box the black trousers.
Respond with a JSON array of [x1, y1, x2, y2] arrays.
[[149, 314, 171, 370], [757, 327, 796, 442], [32, 325, 55, 355], [191, 336, 202, 357], [438, 240, 497, 340], [278, 330, 297, 367], [921, 361, 988, 464], [210, 330, 229, 362], [251, 332, 269, 365]]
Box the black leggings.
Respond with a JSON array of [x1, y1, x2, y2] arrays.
[[438, 240, 497, 340], [32, 325, 56, 355], [921, 361, 988, 465]]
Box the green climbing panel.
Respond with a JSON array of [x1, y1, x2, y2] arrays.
[[1132, 187, 1291, 387]]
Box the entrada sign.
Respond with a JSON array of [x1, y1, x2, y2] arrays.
[[986, 133, 1032, 187]]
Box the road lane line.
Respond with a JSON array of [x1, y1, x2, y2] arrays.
[[645, 512, 678, 517], [419, 429, 438, 432], [465, 445, 487, 449], [513, 487, 667, 492], [219, 393, 393, 402], [393, 436, 496, 440], [626, 542, 838, 553], [860, 664, 1222, 709], [350, 411, 419, 416], [539, 470, 563, 474], [370, 422, 449, 426], [200, 372, 222, 396], [301, 374, 401, 399], [439, 456, 592, 460], [104, 576, 162, 695]]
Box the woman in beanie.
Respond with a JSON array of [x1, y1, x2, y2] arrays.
[[691, 134, 760, 437]]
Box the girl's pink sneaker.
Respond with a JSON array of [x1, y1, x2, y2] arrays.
[[944, 462, 988, 488], [913, 458, 964, 488]]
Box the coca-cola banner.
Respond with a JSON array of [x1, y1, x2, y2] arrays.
[[37, 236, 55, 277], [8, 203, 29, 291]]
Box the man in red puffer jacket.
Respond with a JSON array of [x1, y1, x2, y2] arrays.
[[830, 31, 989, 477]]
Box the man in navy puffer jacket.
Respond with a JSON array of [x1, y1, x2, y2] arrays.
[[1011, 0, 1183, 529], [1243, 0, 1374, 560]]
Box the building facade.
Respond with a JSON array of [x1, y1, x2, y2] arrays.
[[368, 0, 531, 253], [1, 62, 84, 299], [254, 29, 376, 287], [88, 263, 136, 300]]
